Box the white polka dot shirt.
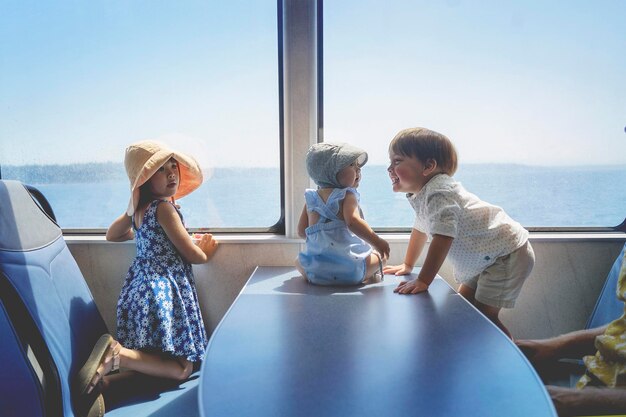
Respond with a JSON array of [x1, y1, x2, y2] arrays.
[[407, 174, 529, 283]]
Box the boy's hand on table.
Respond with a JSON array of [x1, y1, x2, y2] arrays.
[[394, 278, 429, 294]]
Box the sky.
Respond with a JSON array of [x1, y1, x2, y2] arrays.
[[1, 0, 624, 168], [324, 0, 626, 166]]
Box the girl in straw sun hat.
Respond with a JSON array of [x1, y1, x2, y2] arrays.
[[75, 140, 218, 416]]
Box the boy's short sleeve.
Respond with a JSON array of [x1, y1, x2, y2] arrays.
[[412, 219, 426, 233], [425, 191, 461, 238]]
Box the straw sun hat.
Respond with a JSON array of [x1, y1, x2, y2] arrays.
[[124, 140, 203, 216]]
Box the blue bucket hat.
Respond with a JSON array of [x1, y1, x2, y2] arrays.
[[306, 142, 368, 188]]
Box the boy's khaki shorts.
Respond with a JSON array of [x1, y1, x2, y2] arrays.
[[462, 241, 535, 309]]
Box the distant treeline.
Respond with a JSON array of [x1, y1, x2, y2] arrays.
[[2, 162, 126, 184], [1, 163, 279, 184]]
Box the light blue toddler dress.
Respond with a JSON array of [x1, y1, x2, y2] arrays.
[[116, 200, 208, 362], [298, 188, 373, 285]]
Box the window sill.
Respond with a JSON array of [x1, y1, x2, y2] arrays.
[[63, 231, 626, 245], [64, 234, 304, 245]]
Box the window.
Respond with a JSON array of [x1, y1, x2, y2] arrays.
[[324, 1, 626, 229], [0, 1, 281, 230]]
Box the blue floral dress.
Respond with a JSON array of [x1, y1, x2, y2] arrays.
[[116, 200, 208, 362]]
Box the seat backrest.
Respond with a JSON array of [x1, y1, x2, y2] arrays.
[[586, 243, 626, 329], [0, 180, 108, 417], [0, 296, 46, 417]]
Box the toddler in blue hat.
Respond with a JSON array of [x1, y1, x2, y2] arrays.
[[296, 142, 390, 285]]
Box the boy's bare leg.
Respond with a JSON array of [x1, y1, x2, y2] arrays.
[[458, 283, 512, 339], [474, 301, 512, 339], [457, 283, 476, 303]]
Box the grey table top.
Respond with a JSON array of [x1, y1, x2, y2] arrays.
[[199, 266, 556, 417]]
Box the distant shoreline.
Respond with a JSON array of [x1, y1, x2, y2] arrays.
[[3, 162, 625, 185], [4, 163, 624, 228]]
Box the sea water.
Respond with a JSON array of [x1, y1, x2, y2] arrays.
[[5, 164, 626, 229]]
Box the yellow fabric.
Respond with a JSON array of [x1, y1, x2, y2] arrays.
[[578, 254, 626, 389]]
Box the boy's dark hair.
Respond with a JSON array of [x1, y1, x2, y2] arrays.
[[389, 127, 458, 175]]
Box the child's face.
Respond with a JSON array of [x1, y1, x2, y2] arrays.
[[388, 152, 432, 194], [149, 158, 179, 200], [336, 161, 362, 188]]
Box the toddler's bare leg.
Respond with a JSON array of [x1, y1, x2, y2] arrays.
[[363, 252, 385, 283], [295, 258, 308, 280]]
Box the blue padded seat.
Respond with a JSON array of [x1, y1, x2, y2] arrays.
[[0, 297, 46, 417], [0, 180, 108, 416], [0, 180, 199, 417], [586, 243, 626, 330], [546, 243, 626, 388], [106, 373, 200, 417]]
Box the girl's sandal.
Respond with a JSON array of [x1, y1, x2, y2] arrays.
[[75, 334, 114, 396], [85, 340, 122, 393], [79, 390, 105, 417], [88, 394, 105, 417], [76, 385, 105, 417]]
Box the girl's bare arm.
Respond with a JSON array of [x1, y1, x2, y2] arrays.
[[157, 202, 217, 264], [106, 213, 134, 242]]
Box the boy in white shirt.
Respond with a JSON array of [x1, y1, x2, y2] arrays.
[[385, 127, 534, 338]]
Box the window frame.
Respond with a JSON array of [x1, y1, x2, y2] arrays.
[[2, 0, 624, 235]]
